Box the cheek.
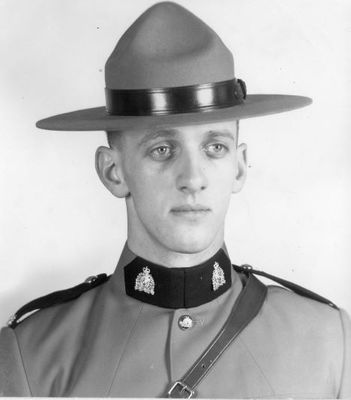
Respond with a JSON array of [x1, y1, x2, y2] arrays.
[[210, 160, 236, 188], [125, 163, 172, 206]]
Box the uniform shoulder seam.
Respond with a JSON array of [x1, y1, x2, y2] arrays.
[[7, 273, 110, 329], [337, 308, 349, 397], [11, 328, 33, 395], [233, 264, 338, 309]]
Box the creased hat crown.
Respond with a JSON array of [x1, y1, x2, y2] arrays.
[[105, 2, 234, 89], [35, 1, 311, 132]]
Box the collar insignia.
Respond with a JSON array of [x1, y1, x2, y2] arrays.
[[125, 249, 232, 308], [135, 266, 155, 295], [212, 261, 226, 291]]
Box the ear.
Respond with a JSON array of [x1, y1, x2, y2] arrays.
[[95, 146, 130, 198], [232, 143, 247, 193]]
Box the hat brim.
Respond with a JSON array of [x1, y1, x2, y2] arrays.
[[36, 94, 312, 132]]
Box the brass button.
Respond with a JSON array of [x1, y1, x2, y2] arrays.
[[85, 275, 97, 284], [178, 315, 193, 330], [7, 314, 17, 328]]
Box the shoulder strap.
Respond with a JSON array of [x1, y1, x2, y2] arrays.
[[7, 274, 110, 329], [233, 264, 338, 310], [167, 273, 267, 398]]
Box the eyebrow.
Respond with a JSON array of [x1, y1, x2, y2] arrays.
[[206, 130, 235, 142], [137, 128, 180, 148], [137, 128, 236, 148]]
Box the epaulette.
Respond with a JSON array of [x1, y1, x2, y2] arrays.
[[7, 273, 110, 329], [233, 264, 338, 310]]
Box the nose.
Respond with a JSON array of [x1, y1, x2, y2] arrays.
[[176, 152, 208, 194]]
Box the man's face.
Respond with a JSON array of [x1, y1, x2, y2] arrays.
[[106, 120, 247, 255]]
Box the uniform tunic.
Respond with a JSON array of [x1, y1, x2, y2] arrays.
[[0, 244, 350, 397]]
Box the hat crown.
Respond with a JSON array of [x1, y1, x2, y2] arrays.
[[36, 1, 312, 132], [105, 2, 235, 89]]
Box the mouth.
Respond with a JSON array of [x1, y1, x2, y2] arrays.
[[170, 204, 211, 216]]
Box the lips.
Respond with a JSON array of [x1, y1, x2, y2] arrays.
[[170, 204, 211, 213]]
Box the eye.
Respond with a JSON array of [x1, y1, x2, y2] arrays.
[[205, 143, 228, 157], [150, 145, 173, 161]]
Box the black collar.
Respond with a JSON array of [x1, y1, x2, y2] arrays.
[[124, 249, 232, 309]]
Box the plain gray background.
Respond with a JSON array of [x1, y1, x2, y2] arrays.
[[0, 0, 350, 326]]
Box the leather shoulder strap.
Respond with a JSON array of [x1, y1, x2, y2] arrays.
[[7, 274, 110, 329], [233, 264, 338, 310], [167, 273, 267, 398]]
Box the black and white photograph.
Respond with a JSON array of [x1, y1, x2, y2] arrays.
[[0, 0, 350, 397]]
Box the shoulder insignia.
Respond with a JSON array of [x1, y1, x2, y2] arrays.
[[7, 273, 110, 329], [233, 264, 338, 310]]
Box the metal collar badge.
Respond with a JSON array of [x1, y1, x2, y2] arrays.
[[124, 248, 231, 309]]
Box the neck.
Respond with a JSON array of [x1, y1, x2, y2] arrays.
[[127, 227, 225, 268]]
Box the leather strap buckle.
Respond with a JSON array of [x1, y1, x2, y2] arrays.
[[168, 381, 195, 398], [164, 274, 268, 398]]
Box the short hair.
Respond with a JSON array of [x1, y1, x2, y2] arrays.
[[106, 130, 124, 149], [235, 119, 239, 147]]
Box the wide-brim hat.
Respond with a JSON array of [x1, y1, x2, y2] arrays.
[[36, 2, 311, 132]]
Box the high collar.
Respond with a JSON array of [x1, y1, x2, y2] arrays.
[[123, 248, 232, 309]]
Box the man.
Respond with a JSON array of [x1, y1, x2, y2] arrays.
[[0, 2, 350, 398]]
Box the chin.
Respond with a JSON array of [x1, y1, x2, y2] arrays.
[[161, 230, 219, 255]]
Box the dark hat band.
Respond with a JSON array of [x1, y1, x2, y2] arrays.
[[105, 78, 246, 116]]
